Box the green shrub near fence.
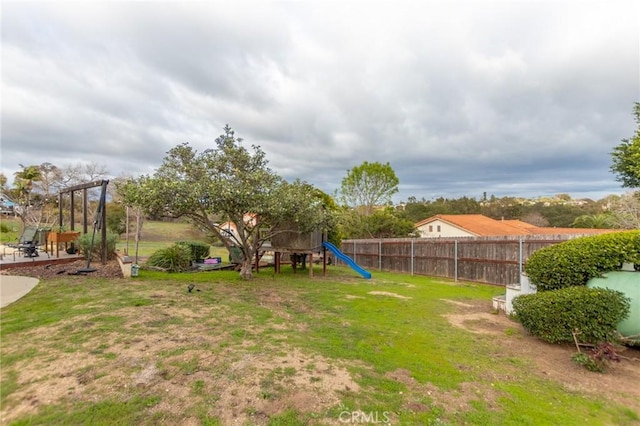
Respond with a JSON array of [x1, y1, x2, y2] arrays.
[[76, 232, 119, 261], [146, 244, 192, 272], [523, 231, 640, 291], [176, 240, 210, 261], [512, 286, 631, 344]]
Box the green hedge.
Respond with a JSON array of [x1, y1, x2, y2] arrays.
[[147, 244, 192, 272], [512, 286, 631, 344], [176, 240, 210, 261], [523, 231, 640, 291]]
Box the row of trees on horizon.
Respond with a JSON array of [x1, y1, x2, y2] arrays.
[[3, 160, 636, 231]]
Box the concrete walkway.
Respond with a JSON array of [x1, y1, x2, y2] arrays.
[[0, 275, 40, 308]]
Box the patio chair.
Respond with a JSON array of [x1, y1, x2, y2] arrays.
[[18, 228, 51, 258], [3, 225, 38, 255]]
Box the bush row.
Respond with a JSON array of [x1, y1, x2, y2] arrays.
[[512, 286, 630, 344], [523, 231, 640, 291]]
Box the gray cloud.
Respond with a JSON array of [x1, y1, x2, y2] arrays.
[[1, 1, 637, 203]]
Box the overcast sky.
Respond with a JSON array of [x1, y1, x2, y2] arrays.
[[2, 1, 638, 203]]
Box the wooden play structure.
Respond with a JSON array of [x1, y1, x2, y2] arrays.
[[269, 223, 327, 277], [268, 226, 371, 279], [217, 218, 371, 278]]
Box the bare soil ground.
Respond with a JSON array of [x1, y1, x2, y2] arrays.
[[1, 258, 124, 279], [0, 279, 361, 425], [443, 299, 640, 413]]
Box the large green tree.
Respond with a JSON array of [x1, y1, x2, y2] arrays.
[[611, 102, 640, 188], [339, 207, 417, 239], [339, 161, 399, 216], [119, 125, 331, 279]]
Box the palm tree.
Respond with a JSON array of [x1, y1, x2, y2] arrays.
[[571, 213, 616, 229], [13, 164, 41, 205]]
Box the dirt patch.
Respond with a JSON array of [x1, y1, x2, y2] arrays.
[[4, 342, 360, 425], [440, 298, 640, 413], [368, 291, 411, 300], [0, 289, 361, 425], [1, 259, 123, 279], [211, 349, 359, 424]]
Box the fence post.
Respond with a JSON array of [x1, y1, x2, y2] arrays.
[[353, 241, 356, 264], [411, 239, 414, 276], [378, 240, 382, 271], [454, 239, 458, 282], [519, 237, 523, 285]]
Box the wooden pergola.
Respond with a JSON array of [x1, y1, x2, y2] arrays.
[[58, 180, 109, 264]]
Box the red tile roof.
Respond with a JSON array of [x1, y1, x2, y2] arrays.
[[528, 227, 614, 235], [415, 214, 614, 237], [415, 214, 530, 236]]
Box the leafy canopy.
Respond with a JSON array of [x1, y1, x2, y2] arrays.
[[119, 125, 332, 279], [339, 161, 399, 216], [338, 207, 417, 239], [611, 102, 640, 188]]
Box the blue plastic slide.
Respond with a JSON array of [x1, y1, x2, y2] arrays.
[[322, 242, 372, 279]]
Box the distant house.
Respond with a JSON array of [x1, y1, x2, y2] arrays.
[[0, 193, 15, 215], [217, 214, 259, 243], [415, 214, 612, 238]]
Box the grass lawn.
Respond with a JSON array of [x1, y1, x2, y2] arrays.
[[1, 266, 638, 425], [116, 220, 229, 259], [0, 218, 225, 258], [0, 217, 21, 244]]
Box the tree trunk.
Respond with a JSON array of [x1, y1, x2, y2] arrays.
[[240, 258, 253, 280]]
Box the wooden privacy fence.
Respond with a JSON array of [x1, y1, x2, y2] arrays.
[[339, 235, 594, 286]]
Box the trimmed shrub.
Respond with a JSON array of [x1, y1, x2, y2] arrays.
[[176, 240, 210, 261], [76, 232, 118, 261], [512, 286, 630, 344], [524, 231, 640, 291], [147, 244, 192, 272]]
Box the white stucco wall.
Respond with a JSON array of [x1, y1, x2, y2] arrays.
[[417, 219, 475, 238], [505, 274, 536, 315]]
